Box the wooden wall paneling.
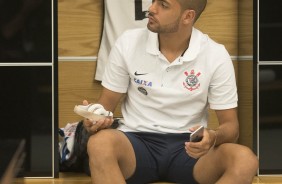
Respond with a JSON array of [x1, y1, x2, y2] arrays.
[[58, 61, 100, 127], [238, 0, 253, 56], [195, 0, 238, 56], [58, 0, 103, 56], [238, 61, 253, 148], [207, 109, 219, 130], [58, 61, 122, 128], [237, 0, 254, 149]]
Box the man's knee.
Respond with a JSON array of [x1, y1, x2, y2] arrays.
[[87, 129, 118, 158], [86, 130, 136, 178], [217, 144, 258, 175], [234, 145, 258, 173]]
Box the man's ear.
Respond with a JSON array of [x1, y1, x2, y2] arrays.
[[182, 9, 196, 24]]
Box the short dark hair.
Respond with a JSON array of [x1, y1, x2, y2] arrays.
[[178, 0, 207, 22]]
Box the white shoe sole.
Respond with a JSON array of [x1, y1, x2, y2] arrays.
[[74, 105, 106, 121]]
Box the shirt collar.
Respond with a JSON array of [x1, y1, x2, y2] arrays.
[[146, 27, 202, 62]]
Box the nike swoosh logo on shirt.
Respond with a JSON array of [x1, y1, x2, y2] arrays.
[[134, 71, 148, 76]]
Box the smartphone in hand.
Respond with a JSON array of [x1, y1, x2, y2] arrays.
[[189, 126, 204, 142]]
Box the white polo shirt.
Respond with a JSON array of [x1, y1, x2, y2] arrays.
[[102, 28, 238, 133]]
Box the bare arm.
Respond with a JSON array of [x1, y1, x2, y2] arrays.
[[97, 87, 125, 113], [212, 108, 239, 146]]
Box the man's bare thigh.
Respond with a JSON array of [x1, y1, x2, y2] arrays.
[[88, 129, 136, 179]]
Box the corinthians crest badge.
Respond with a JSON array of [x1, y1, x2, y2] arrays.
[[183, 69, 201, 91]]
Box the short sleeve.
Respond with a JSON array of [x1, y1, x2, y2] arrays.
[[208, 49, 238, 110], [101, 34, 130, 93]]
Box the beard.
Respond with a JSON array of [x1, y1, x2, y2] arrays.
[[147, 16, 181, 33]]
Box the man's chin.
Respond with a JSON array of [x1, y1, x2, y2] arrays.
[[147, 25, 158, 33]]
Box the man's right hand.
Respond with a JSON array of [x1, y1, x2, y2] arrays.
[[82, 100, 114, 134]]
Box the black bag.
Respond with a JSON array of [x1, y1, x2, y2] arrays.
[[59, 119, 120, 175]]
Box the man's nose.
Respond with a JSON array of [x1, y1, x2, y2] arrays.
[[148, 1, 157, 14]]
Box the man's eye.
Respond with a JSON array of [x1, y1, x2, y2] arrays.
[[161, 2, 168, 8]]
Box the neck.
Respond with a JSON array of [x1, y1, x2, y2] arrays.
[[158, 28, 192, 62]]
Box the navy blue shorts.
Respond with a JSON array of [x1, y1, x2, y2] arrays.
[[123, 132, 198, 184]]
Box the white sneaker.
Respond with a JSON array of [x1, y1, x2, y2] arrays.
[[74, 104, 113, 121]]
